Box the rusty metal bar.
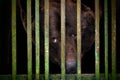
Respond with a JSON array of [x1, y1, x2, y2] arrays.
[[104, 0, 108, 79], [44, 0, 49, 80], [77, 0, 82, 79], [111, 0, 116, 79], [95, 0, 100, 79], [27, 0, 32, 79], [12, 0, 16, 79], [35, 0, 40, 79], [61, 0, 66, 79]]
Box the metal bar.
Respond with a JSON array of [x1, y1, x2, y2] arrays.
[[27, 0, 32, 79], [111, 0, 116, 79], [12, 0, 16, 79], [95, 0, 100, 79], [77, 0, 82, 79], [61, 0, 66, 79], [104, 0, 108, 79], [44, 0, 49, 80], [1, 74, 120, 80], [35, 0, 40, 79]]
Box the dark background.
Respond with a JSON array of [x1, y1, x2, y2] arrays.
[[0, 0, 120, 74]]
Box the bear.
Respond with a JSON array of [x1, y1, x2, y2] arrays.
[[18, 0, 95, 74]]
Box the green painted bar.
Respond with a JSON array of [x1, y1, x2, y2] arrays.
[[104, 0, 108, 80], [12, 0, 16, 79], [95, 0, 100, 79], [27, 0, 32, 80], [111, 0, 116, 80], [61, 0, 66, 80], [35, 0, 40, 80], [1, 74, 120, 80], [44, 0, 49, 80], [77, 0, 82, 79]]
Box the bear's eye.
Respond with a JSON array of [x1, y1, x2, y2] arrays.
[[71, 34, 77, 39], [52, 37, 58, 44]]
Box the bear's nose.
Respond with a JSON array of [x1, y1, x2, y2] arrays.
[[66, 61, 76, 74]]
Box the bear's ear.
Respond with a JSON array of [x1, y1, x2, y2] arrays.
[[99, 6, 103, 18], [40, 0, 44, 11], [18, 0, 35, 33], [18, 0, 27, 32]]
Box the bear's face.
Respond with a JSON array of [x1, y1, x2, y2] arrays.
[[40, 2, 95, 73], [19, 0, 95, 74]]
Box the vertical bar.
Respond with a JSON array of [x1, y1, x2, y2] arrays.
[[95, 0, 100, 79], [27, 0, 32, 80], [104, 0, 108, 79], [77, 0, 82, 79], [61, 0, 65, 79], [12, 0, 16, 79], [44, 0, 49, 80], [111, 0, 116, 79], [35, 0, 40, 79]]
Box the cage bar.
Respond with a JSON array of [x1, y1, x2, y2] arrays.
[[61, 0, 66, 79], [12, 0, 17, 79], [77, 0, 82, 79], [104, 0, 109, 79], [111, 0, 116, 79], [1, 74, 120, 80], [44, 0, 49, 80], [27, 0, 32, 80], [95, 0, 100, 79], [35, 0, 40, 79]]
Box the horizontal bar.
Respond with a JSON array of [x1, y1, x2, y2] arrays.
[[12, 0, 17, 79], [1, 74, 120, 80], [95, 0, 100, 79], [61, 0, 66, 80], [35, 0, 40, 80], [27, 0, 32, 80], [44, 0, 49, 80]]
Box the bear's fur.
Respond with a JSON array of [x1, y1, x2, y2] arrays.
[[19, 0, 95, 73]]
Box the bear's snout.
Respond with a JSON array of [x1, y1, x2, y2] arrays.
[[65, 38, 77, 73], [66, 61, 76, 74]]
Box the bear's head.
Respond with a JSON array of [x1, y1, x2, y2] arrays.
[[19, 0, 95, 73]]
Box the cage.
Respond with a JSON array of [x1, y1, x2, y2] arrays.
[[0, 0, 120, 80]]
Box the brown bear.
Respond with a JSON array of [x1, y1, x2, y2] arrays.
[[19, 0, 95, 73]]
